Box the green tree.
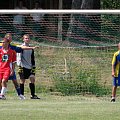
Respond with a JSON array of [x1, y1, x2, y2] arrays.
[[66, 0, 101, 46], [101, 0, 120, 9]]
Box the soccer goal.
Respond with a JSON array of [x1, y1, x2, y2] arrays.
[[0, 10, 120, 100]]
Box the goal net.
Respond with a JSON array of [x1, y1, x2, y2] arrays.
[[0, 10, 120, 100]]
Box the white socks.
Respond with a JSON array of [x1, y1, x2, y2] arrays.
[[1, 87, 7, 95], [112, 97, 115, 99]]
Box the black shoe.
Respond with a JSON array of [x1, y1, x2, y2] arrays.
[[31, 95, 40, 99], [111, 99, 115, 102], [0, 95, 6, 100]]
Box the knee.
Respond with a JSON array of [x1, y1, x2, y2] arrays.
[[2, 80, 7, 86], [12, 80, 19, 88], [30, 80, 35, 84], [20, 80, 25, 84]]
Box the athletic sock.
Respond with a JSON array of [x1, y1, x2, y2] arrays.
[[20, 84, 24, 95], [0, 87, 1, 93], [112, 97, 115, 99], [29, 83, 35, 96], [1, 87, 7, 95], [16, 86, 21, 96]]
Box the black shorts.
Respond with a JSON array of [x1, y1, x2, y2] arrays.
[[18, 66, 35, 79]]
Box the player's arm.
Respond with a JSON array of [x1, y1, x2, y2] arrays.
[[11, 51, 16, 76], [112, 65, 115, 77], [20, 45, 39, 50], [31, 49, 36, 74], [10, 43, 39, 53], [10, 43, 23, 53], [11, 62, 16, 76], [112, 53, 117, 77]]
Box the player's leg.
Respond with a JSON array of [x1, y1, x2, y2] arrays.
[[0, 79, 7, 98], [29, 75, 35, 97], [0, 71, 10, 99], [0, 73, 3, 93], [29, 67, 40, 99], [111, 77, 117, 102], [9, 72, 25, 99], [29, 75, 40, 99], [12, 80, 25, 99], [18, 67, 25, 96], [9, 72, 21, 95], [0, 80, 2, 92], [12, 80, 21, 95], [111, 86, 117, 101], [20, 79, 25, 95], [0, 79, 8, 100]]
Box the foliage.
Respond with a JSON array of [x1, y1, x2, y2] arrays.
[[53, 70, 110, 96], [101, 0, 120, 9]]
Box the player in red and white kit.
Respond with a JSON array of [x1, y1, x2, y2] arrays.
[[0, 38, 16, 99]]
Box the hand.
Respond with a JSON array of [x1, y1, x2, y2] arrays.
[[10, 69, 14, 76], [33, 46, 40, 49], [112, 71, 115, 77]]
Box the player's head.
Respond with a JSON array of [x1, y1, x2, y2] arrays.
[[35, 1, 40, 9], [23, 34, 30, 44], [4, 33, 12, 43], [2, 38, 10, 48], [118, 43, 120, 50]]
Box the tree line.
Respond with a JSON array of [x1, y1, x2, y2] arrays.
[[72, 0, 120, 9]]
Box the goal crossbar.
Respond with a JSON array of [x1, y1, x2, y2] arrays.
[[0, 9, 120, 14]]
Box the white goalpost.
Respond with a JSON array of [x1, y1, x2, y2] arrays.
[[0, 9, 120, 14]]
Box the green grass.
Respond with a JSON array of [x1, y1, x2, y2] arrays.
[[0, 94, 120, 120]]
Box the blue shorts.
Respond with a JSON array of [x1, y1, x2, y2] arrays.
[[9, 72, 17, 81], [113, 77, 120, 86]]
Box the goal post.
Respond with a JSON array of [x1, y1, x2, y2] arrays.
[[0, 9, 120, 14], [0, 10, 120, 99]]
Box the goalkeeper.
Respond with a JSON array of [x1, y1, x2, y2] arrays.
[[17, 34, 40, 99], [111, 43, 120, 102]]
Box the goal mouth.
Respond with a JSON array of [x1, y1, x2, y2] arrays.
[[0, 10, 119, 47], [0, 10, 117, 98]]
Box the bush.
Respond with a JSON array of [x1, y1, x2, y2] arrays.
[[53, 70, 110, 96]]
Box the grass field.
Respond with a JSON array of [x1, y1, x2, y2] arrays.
[[0, 94, 120, 120]]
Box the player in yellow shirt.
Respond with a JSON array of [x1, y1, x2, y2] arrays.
[[111, 43, 120, 102]]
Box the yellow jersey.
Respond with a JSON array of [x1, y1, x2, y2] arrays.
[[112, 51, 120, 77]]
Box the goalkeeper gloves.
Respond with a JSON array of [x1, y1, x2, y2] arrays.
[[31, 66, 36, 74]]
